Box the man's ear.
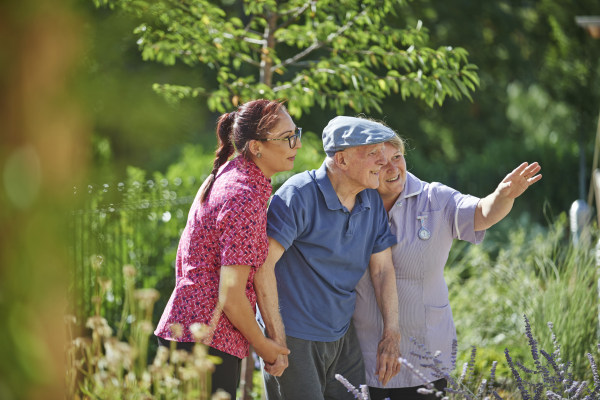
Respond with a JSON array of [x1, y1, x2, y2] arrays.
[[334, 151, 349, 170]]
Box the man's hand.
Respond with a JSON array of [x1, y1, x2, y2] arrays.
[[264, 353, 289, 377], [375, 330, 402, 385]]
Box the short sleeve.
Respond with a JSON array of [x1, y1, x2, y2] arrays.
[[266, 184, 305, 250], [452, 192, 485, 243], [430, 182, 485, 244], [218, 192, 267, 267]]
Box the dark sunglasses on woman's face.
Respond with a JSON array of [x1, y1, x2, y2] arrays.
[[259, 127, 302, 149]]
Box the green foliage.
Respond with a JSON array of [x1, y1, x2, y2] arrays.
[[505, 83, 577, 151], [77, 3, 212, 178], [448, 215, 599, 380], [379, 0, 600, 223], [71, 168, 198, 326], [92, 0, 479, 116]]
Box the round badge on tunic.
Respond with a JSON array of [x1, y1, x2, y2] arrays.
[[418, 226, 431, 240], [416, 215, 431, 240]]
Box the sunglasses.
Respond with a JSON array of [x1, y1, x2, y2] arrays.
[[259, 127, 302, 149]]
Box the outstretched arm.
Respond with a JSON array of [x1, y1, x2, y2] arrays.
[[369, 248, 402, 385], [475, 162, 542, 231], [254, 237, 288, 376]]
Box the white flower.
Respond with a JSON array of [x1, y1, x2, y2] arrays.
[[169, 323, 184, 340], [134, 288, 160, 309], [190, 323, 209, 341], [86, 316, 112, 338], [153, 346, 170, 367], [104, 337, 134, 370], [211, 389, 231, 399], [91, 255, 104, 270]]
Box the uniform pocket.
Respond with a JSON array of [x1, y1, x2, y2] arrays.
[[424, 303, 455, 368]]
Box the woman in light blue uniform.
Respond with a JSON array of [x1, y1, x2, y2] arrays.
[[353, 133, 542, 400]]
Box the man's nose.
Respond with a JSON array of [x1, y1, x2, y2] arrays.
[[376, 149, 386, 165]]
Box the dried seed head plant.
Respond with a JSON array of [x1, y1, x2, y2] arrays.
[[66, 259, 229, 399]]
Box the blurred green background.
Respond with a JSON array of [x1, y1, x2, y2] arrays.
[[79, 0, 600, 222]]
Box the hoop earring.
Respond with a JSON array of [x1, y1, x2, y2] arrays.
[[256, 152, 262, 159]]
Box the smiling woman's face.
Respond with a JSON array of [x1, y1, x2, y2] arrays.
[[377, 142, 407, 199], [253, 110, 301, 178]]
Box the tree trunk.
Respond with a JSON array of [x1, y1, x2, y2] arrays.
[[260, 12, 277, 87]]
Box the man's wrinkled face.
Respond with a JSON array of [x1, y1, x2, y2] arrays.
[[341, 143, 387, 191]]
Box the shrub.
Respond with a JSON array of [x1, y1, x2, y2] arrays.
[[448, 214, 598, 380]]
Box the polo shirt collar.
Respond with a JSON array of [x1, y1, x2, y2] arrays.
[[314, 162, 372, 211]]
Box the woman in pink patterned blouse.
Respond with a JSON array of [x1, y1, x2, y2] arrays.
[[154, 99, 301, 398]]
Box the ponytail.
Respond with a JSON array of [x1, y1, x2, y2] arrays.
[[200, 112, 236, 203], [199, 99, 286, 202]]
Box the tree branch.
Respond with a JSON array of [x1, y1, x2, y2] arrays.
[[260, 12, 278, 86], [270, 8, 369, 72], [276, 0, 314, 30], [272, 68, 336, 92]]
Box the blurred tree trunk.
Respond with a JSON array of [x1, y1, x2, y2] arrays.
[[0, 0, 89, 399]]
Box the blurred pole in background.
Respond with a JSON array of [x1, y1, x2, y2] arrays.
[[595, 169, 600, 343], [569, 199, 591, 245], [576, 14, 600, 345], [0, 0, 89, 399]]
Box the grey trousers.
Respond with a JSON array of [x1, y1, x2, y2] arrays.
[[262, 323, 365, 400]]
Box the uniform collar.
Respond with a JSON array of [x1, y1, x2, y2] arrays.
[[398, 172, 424, 200]]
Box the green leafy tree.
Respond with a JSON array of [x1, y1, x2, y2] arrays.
[[93, 0, 479, 116], [372, 0, 600, 221]]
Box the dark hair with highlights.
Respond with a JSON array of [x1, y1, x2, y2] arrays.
[[200, 99, 286, 202]]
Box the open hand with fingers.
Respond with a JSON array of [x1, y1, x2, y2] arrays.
[[497, 161, 542, 199]]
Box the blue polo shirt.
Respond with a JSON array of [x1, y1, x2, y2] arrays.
[[266, 162, 397, 342]]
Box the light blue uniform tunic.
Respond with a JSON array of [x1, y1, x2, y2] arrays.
[[353, 172, 485, 388]]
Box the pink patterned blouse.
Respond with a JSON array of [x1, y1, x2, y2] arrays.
[[154, 156, 272, 358]]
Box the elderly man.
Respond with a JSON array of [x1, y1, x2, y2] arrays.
[[255, 116, 402, 400]]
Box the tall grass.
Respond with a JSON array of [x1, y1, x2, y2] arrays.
[[448, 213, 598, 381]]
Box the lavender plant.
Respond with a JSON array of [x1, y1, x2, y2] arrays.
[[399, 340, 499, 400], [414, 315, 598, 399], [335, 373, 371, 400], [336, 314, 599, 399], [448, 216, 597, 380], [503, 315, 599, 400]]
